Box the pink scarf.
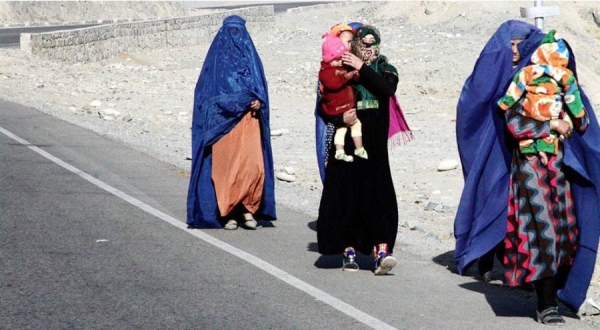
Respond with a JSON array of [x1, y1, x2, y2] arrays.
[[388, 95, 413, 148]]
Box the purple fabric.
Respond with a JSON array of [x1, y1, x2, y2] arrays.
[[388, 95, 413, 148]]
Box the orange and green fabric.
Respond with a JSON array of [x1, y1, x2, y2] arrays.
[[497, 29, 586, 155]]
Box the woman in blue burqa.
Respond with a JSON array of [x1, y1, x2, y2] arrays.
[[186, 15, 276, 230], [455, 20, 600, 324]]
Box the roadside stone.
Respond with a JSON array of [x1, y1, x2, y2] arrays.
[[437, 159, 459, 171], [102, 108, 121, 117], [426, 202, 444, 212], [271, 128, 289, 136], [276, 172, 296, 182], [581, 298, 600, 316]]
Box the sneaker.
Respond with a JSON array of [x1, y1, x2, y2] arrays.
[[374, 247, 397, 275], [342, 247, 359, 272]]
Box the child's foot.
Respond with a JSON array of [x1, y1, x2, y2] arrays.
[[335, 150, 354, 162], [342, 247, 359, 272], [354, 147, 368, 160]]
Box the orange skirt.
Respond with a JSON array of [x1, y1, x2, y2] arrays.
[[212, 111, 265, 217]]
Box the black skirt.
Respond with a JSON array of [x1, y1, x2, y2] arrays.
[[317, 103, 398, 256]]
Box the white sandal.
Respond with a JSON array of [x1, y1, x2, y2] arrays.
[[242, 214, 258, 230], [224, 219, 238, 230]]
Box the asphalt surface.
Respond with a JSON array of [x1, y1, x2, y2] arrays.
[[1, 99, 595, 329], [189, 1, 337, 12]]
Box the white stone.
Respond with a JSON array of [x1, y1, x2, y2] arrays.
[[276, 172, 296, 182], [284, 167, 295, 175], [90, 100, 102, 107], [271, 129, 289, 136], [437, 159, 459, 171], [102, 108, 120, 116]]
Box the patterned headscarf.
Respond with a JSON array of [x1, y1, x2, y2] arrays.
[[350, 25, 397, 110], [351, 25, 381, 65]]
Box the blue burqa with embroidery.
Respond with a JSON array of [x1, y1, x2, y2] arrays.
[[455, 20, 600, 311], [186, 15, 276, 228]]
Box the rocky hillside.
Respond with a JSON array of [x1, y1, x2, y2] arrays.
[[0, 1, 189, 24]]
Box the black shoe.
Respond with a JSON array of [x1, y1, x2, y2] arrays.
[[481, 270, 492, 283]]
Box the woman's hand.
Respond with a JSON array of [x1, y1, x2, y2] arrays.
[[249, 100, 261, 111], [342, 52, 363, 71], [343, 109, 357, 126], [551, 119, 573, 138]]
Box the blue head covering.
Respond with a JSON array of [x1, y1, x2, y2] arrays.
[[348, 22, 363, 31], [510, 22, 533, 40], [187, 15, 276, 228], [455, 20, 600, 311]]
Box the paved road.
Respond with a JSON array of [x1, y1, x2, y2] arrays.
[[188, 1, 338, 12], [0, 24, 98, 48], [0, 99, 594, 329]]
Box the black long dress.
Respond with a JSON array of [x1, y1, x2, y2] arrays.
[[317, 64, 399, 256]]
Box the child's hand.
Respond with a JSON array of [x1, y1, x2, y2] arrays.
[[249, 100, 261, 111], [551, 119, 572, 138], [344, 70, 357, 80], [538, 151, 548, 166]]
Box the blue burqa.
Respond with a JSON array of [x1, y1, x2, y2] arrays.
[[186, 15, 276, 228], [455, 20, 600, 311]]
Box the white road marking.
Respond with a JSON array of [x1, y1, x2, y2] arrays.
[[0, 125, 398, 330]]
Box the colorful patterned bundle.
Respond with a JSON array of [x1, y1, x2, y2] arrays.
[[498, 30, 586, 155]]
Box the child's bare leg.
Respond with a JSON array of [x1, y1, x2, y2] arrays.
[[350, 120, 368, 159], [352, 136, 363, 149], [334, 127, 353, 162]]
